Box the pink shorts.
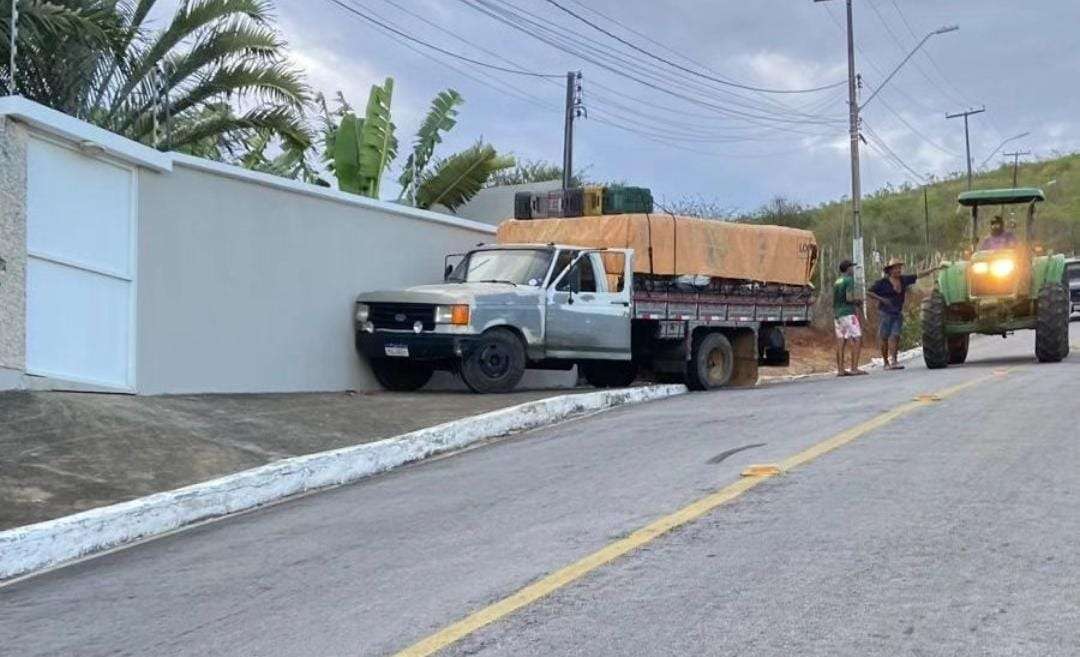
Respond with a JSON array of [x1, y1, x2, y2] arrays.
[[834, 314, 862, 340]]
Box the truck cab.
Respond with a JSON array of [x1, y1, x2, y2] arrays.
[[355, 244, 635, 393]]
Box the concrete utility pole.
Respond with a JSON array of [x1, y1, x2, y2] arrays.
[[7, 0, 17, 94], [1003, 150, 1031, 187], [923, 185, 931, 251], [946, 106, 986, 189], [562, 71, 583, 191]]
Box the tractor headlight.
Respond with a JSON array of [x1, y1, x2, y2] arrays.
[[355, 303, 370, 323], [990, 259, 1015, 278], [971, 262, 990, 275], [435, 304, 470, 325]]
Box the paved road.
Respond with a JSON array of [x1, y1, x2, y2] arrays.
[[3, 326, 1078, 656]]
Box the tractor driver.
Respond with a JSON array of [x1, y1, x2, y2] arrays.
[[979, 215, 1018, 250]]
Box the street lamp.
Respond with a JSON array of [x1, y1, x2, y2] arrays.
[[978, 131, 1030, 169], [859, 25, 959, 110]]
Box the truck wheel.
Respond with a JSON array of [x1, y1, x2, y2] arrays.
[[1036, 282, 1070, 363], [947, 335, 969, 365], [369, 359, 434, 391], [685, 332, 734, 391], [921, 290, 949, 369], [460, 328, 526, 393], [581, 361, 637, 388]]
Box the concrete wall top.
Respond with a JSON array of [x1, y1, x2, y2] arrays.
[[0, 96, 497, 238]]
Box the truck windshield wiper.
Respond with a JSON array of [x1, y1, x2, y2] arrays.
[[471, 279, 518, 287]]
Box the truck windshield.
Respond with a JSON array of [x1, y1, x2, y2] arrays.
[[448, 249, 552, 286]]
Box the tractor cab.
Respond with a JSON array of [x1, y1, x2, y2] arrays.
[[957, 187, 1044, 299]]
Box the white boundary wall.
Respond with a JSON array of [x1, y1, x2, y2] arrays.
[[0, 97, 539, 393]]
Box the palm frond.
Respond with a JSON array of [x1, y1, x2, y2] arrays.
[[417, 142, 515, 211], [397, 88, 462, 202]]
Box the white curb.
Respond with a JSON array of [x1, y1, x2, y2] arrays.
[[0, 385, 686, 582]]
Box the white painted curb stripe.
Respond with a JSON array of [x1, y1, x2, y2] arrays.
[[0, 385, 686, 581]]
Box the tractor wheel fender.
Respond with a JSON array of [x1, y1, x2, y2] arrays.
[[937, 262, 969, 305], [1031, 254, 1067, 294]]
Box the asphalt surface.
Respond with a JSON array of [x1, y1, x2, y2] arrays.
[[2, 325, 1078, 657]]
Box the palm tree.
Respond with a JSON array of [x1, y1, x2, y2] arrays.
[[2, 0, 310, 157]]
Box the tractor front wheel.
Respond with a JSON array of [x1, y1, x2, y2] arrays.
[[1036, 282, 1070, 363], [921, 290, 949, 369]]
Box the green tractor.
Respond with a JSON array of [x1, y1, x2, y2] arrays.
[[922, 187, 1070, 368]]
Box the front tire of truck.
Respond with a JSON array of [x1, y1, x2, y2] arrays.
[[459, 328, 526, 393], [369, 359, 434, 391], [581, 361, 638, 388], [685, 332, 734, 391]]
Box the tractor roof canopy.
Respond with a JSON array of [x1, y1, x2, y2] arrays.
[[958, 187, 1045, 207]]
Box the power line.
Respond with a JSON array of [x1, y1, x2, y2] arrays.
[[543, 0, 848, 95], [460, 0, 845, 131], [322, 0, 564, 78]]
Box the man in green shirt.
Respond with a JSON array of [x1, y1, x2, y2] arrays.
[[833, 259, 866, 376]]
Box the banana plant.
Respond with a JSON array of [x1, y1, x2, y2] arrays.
[[397, 89, 463, 204], [416, 142, 515, 212], [333, 77, 397, 197]]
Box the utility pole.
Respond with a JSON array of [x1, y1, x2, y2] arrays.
[[923, 185, 931, 252], [946, 106, 986, 189], [562, 71, 583, 191], [7, 0, 17, 95], [1003, 150, 1031, 187]]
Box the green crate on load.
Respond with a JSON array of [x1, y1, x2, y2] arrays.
[[602, 186, 654, 214]]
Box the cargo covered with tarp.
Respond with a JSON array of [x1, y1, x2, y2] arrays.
[[496, 214, 818, 287]]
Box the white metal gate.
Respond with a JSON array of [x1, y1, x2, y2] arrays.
[[25, 135, 136, 389]]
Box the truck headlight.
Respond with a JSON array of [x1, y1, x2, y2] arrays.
[[435, 304, 470, 325], [355, 303, 370, 323]]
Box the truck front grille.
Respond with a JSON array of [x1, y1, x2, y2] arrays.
[[369, 303, 436, 331]]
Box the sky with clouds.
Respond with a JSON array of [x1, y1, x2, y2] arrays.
[[172, 1, 1080, 211]]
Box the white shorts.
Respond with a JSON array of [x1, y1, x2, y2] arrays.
[[834, 314, 862, 340]]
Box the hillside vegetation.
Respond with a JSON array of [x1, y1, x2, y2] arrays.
[[741, 153, 1080, 271]]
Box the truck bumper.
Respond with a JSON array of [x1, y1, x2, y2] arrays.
[[355, 330, 479, 361]]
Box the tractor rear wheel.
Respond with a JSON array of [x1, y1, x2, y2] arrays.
[[921, 290, 949, 369], [947, 335, 969, 365], [1036, 282, 1070, 363]]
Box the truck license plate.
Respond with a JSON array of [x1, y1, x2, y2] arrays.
[[384, 344, 410, 357]]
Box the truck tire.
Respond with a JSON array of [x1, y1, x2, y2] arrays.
[[947, 335, 969, 365], [370, 359, 434, 391], [459, 328, 526, 393], [685, 332, 734, 391], [1036, 282, 1070, 363], [581, 361, 637, 388], [921, 290, 949, 369]]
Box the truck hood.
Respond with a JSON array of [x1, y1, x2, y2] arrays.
[[356, 282, 543, 305]]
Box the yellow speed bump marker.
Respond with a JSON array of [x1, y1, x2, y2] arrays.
[[741, 464, 782, 477]]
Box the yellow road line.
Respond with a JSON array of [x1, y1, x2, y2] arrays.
[[391, 372, 1007, 657]]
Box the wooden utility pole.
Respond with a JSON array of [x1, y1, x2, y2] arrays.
[[1003, 150, 1031, 187], [946, 106, 986, 189]]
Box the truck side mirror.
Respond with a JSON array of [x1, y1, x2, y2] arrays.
[[569, 273, 581, 294], [444, 264, 454, 281]]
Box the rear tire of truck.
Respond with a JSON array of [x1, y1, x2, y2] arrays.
[[369, 359, 434, 391], [581, 361, 638, 388], [460, 328, 526, 393], [685, 332, 734, 391], [947, 335, 969, 365], [1036, 282, 1070, 363], [921, 290, 949, 369]]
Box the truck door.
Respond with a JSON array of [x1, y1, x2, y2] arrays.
[[545, 251, 632, 359]]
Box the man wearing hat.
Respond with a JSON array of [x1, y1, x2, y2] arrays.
[[979, 215, 1018, 250], [868, 258, 943, 369], [833, 259, 866, 376]]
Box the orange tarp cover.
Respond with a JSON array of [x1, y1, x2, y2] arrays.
[[497, 214, 817, 286]]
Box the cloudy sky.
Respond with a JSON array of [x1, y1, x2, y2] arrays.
[[196, 1, 1080, 210]]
